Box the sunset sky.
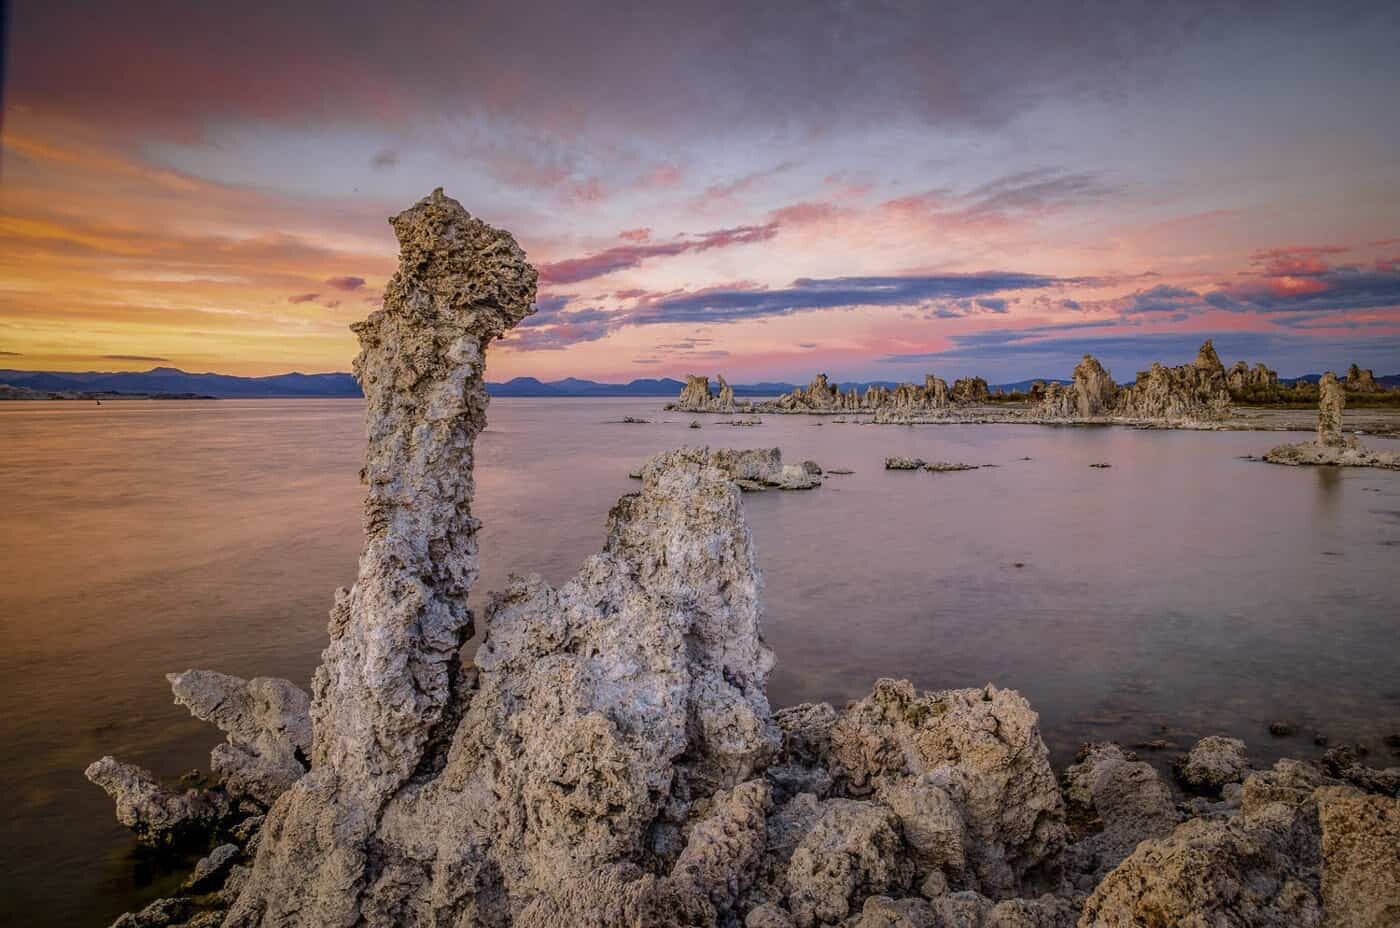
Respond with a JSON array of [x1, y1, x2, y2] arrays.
[[2, 1, 1399, 383]]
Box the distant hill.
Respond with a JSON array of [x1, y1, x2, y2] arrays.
[[486, 376, 687, 397], [14, 367, 1376, 399], [0, 367, 360, 398]]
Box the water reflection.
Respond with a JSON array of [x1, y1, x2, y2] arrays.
[[1, 398, 1398, 926]]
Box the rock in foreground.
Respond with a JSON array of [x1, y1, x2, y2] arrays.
[[86, 193, 1400, 928]]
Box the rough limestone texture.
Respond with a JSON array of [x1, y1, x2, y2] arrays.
[[1318, 371, 1346, 447], [1062, 743, 1179, 882], [676, 374, 741, 412], [1227, 360, 1279, 397], [1263, 372, 1400, 469], [167, 670, 311, 806], [89, 196, 1400, 928], [750, 372, 960, 416], [699, 446, 823, 491], [1317, 786, 1400, 928], [951, 377, 990, 405], [826, 679, 1067, 898], [1174, 735, 1250, 794], [1027, 355, 1121, 421], [784, 799, 911, 927], [84, 757, 229, 848], [1113, 340, 1232, 422], [1344, 363, 1380, 393], [222, 189, 540, 926], [230, 443, 782, 926]]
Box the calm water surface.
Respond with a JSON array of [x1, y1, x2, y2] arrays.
[[2, 397, 1399, 926]]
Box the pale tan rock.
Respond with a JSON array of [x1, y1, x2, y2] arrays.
[[224, 189, 539, 925], [670, 780, 772, 917], [1029, 356, 1117, 421], [1344, 364, 1380, 393], [679, 374, 716, 410], [166, 670, 310, 805], [1316, 786, 1400, 928], [1114, 341, 1232, 421], [1077, 814, 1324, 928], [84, 757, 229, 848], [1318, 371, 1346, 447], [951, 377, 990, 405], [784, 798, 911, 927], [1174, 735, 1250, 794], [828, 680, 1066, 898], [677, 373, 741, 412]]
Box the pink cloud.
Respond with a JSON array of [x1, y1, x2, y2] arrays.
[[538, 223, 779, 285]]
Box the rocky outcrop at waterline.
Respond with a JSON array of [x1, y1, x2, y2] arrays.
[[1263, 371, 1400, 469], [87, 194, 1400, 928], [676, 373, 739, 412], [1226, 360, 1279, 397], [1345, 364, 1380, 393], [1113, 339, 1232, 422], [1030, 355, 1118, 420]]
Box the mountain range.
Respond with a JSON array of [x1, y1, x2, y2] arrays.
[[1, 367, 1396, 399]]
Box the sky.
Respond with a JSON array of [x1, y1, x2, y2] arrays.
[[2, 0, 1399, 383]]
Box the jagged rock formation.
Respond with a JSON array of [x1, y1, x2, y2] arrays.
[[950, 376, 990, 405], [88, 196, 1400, 928], [750, 372, 991, 416], [690, 446, 823, 491], [1031, 356, 1118, 419], [1113, 340, 1232, 421], [167, 670, 310, 806], [675, 374, 740, 412], [226, 189, 539, 925], [1227, 360, 1279, 397], [1319, 371, 1346, 446], [771, 373, 861, 412], [1345, 363, 1380, 393], [85, 757, 230, 848], [1263, 371, 1400, 469]]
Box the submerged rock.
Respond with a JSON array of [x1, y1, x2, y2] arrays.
[[166, 670, 310, 806], [84, 757, 229, 848], [924, 461, 978, 472]]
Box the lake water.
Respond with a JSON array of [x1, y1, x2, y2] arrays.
[[2, 397, 1399, 927]]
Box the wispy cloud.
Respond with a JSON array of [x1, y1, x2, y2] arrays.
[[538, 223, 779, 285]]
